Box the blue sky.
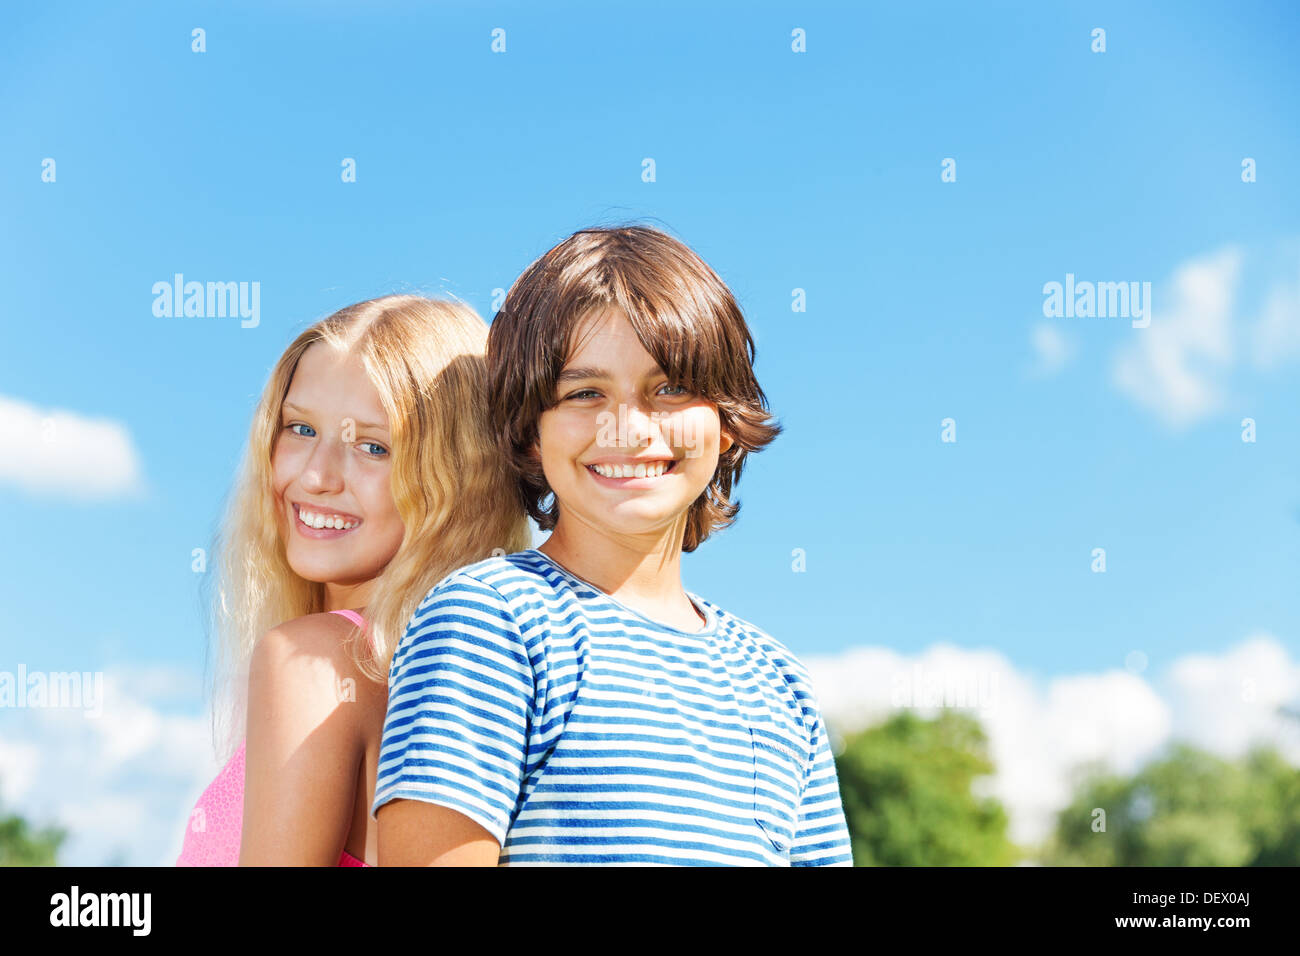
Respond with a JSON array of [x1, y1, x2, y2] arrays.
[[1, 1, 1298, 864]]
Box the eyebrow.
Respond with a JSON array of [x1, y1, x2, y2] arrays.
[[555, 366, 669, 386], [282, 402, 389, 432], [555, 366, 610, 385]]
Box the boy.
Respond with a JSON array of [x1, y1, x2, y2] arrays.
[[372, 225, 854, 865]]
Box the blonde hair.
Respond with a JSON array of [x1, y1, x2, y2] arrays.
[[207, 294, 531, 760]]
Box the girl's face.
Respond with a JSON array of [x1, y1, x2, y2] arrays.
[[271, 343, 405, 596], [535, 307, 733, 545]]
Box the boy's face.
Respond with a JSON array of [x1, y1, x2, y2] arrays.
[[534, 307, 734, 544]]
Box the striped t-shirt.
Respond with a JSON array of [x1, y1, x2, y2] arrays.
[[371, 548, 854, 866]]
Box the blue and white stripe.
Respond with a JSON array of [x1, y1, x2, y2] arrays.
[[372, 549, 854, 866]]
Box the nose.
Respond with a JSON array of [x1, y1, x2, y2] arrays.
[[623, 402, 655, 447], [299, 435, 346, 495]]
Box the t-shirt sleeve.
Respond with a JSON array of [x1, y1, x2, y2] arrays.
[[790, 706, 855, 866], [369, 573, 534, 846]]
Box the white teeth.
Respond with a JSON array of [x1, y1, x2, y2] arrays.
[[590, 461, 673, 479], [298, 508, 358, 531]]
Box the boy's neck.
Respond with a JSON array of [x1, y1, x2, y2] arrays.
[[537, 520, 705, 631]]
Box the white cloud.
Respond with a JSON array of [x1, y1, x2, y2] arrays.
[[1111, 246, 1241, 429], [1250, 262, 1300, 369], [805, 634, 1300, 851], [1163, 636, 1300, 759], [0, 394, 145, 500], [0, 737, 40, 805], [0, 664, 219, 866], [1029, 322, 1074, 377], [1107, 241, 1300, 428]]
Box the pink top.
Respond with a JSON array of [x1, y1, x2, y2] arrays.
[[176, 608, 371, 867]]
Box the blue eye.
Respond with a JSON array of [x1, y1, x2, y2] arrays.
[[359, 441, 388, 457], [660, 383, 691, 396], [288, 423, 316, 437]]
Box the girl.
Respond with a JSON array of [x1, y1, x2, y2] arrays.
[[176, 294, 530, 866]]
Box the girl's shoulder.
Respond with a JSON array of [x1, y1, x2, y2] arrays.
[[256, 611, 366, 664], [248, 613, 387, 717]]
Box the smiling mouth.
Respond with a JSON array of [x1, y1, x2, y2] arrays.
[[293, 503, 362, 531], [586, 460, 677, 479]]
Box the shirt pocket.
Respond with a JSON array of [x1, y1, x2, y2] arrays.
[[748, 722, 806, 856]]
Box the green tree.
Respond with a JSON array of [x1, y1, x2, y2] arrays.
[[0, 785, 66, 866], [1039, 742, 1300, 866], [834, 709, 1019, 865]]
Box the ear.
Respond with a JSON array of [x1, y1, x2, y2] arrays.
[[719, 429, 735, 455]]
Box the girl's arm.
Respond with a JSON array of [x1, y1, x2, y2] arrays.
[[239, 613, 366, 865]]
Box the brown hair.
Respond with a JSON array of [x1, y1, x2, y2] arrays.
[[487, 224, 781, 552]]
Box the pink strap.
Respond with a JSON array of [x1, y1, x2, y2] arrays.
[[329, 608, 366, 627]]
